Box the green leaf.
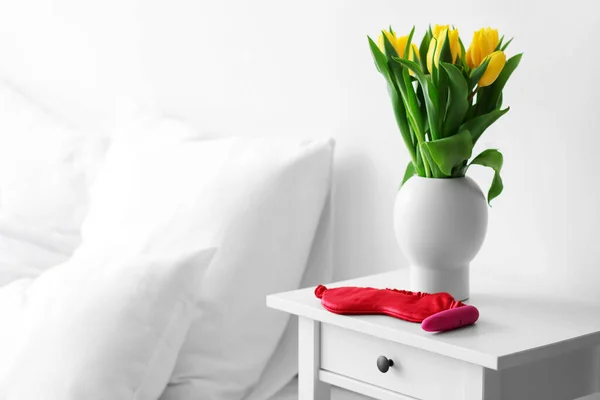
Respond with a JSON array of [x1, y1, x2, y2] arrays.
[[395, 64, 425, 143], [401, 162, 416, 187], [380, 33, 422, 168], [477, 53, 523, 114], [388, 82, 419, 169], [464, 102, 477, 122], [404, 26, 416, 60], [416, 84, 429, 133], [382, 30, 399, 60], [460, 107, 510, 144], [468, 149, 504, 205], [494, 35, 504, 51], [420, 143, 447, 178], [418, 30, 431, 73], [421, 129, 473, 176], [388, 46, 426, 149], [430, 37, 439, 83], [451, 160, 468, 178], [436, 65, 448, 134], [440, 62, 469, 138], [394, 57, 441, 140], [457, 37, 468, 71], [368, 37, 390, 79], [415, 141, 424, 175], [469, 58, 490, 90], [438, 30, 453, 65], [501, 37, 514, 51]]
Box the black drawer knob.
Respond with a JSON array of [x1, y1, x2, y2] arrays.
[[377, 355, 394, 373]]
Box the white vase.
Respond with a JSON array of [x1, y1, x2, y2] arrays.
[[393, 176, 488, 301]]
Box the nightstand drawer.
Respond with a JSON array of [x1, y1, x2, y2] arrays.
[[320, 324, 479, 400]]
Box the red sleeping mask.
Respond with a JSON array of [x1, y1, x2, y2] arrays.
[[315, 285, 479, 332]]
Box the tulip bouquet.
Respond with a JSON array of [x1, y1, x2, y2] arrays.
[[368, 25, 522, 204]]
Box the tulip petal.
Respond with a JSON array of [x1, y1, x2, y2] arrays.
[[473, 31, 483, 66], [469, 57, 489, 88], [483, 28, 499, 58], [489, 28, 499, 49], [427, 38, 437, 73], [432, 24, 449, 38], [482, 36, 494, 59], [466, 31, 478, 68], [437, 29, 453, 66], [395, 36, 408, 57], [448, 29, 461, 62], [466, 48, 474, 69], [478, 50, 506, 87], [435, 28, 448, 65]]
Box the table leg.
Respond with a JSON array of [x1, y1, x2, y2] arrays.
[[299, 317, 330, 400], [464, 364, 500, 400]]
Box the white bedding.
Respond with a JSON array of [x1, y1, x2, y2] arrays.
[[0, 72, 336, 400], [0, 111, 336, 400], [269, 378, 373, 400]]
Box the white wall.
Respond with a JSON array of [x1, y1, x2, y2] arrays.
[[1, 0, 599, 296]]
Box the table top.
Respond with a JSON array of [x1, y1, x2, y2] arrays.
[[267, 269, 600, 370]]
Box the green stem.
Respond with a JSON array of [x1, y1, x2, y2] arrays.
[[468, 86, 479, 102], [419, 146, 431, 177], [405, 138, 418, 167], [399, 118, 421, 171], [388, 85, 419, 169], [406, 115, 431, 177]]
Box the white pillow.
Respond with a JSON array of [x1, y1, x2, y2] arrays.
[[0, 246, 217, 400], [81, 119, 334, 400], [0, 80, 107, 268], [245, 197, 334, 400]]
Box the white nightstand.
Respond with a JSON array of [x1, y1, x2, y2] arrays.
[[267, 269, 600, 400]]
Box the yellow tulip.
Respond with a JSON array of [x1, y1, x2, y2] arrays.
[[477, 51, 506, 87], [466, 28, 506, 87], [377, 30, 419, 61], [432, 24, 449, 38], [378, 30, 400, 55], [466, 27, 500, 69], [426, 25, 461, 73]]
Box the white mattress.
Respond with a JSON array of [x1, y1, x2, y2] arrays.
[[269, 377, 373, 400]]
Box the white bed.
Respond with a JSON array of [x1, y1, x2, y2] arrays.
[[0, 79, 338, 399], [0, 1, 369, 399]]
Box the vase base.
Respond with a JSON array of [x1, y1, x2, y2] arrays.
[[409, 265, 469, 301]]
